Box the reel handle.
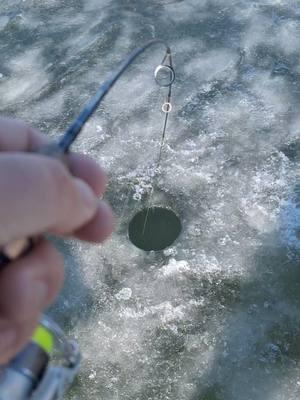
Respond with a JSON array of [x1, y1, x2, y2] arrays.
[[0, 143, 67, 269]]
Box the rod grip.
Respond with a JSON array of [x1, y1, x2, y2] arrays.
[[0, 143, 68, 269]]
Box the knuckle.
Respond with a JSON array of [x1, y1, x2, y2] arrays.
[[25, 125, 39, 148], [48, 159, 70, 191]]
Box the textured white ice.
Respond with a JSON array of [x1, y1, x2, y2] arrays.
[[0, 1, 300, 399]]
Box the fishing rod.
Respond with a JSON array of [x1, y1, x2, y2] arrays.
[[0, 38, 174, 268], [0, 39, 174, 399]]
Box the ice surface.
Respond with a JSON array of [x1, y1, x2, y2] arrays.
[[1, 0, 300, 399]]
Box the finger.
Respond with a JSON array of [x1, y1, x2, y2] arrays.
[[0, 119, 108, 197], [0, 240, 64, 363], [0, 241, 64, 320], [0, 315, 40, 364], [0, 117, 47, 151], [74, 201, 114, 242], [0, 153, 98, 245], [67, 153, 107, 197]]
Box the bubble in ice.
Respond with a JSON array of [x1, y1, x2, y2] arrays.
[[163, 247, 177, 257], [159, 258, 190, 277], [115, 288, 132, 301], [88, 371, 97, 380]]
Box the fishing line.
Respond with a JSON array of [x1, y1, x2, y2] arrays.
[[128, 58, 182, 252], [141, 61, 174, 236], [59, 39, 174, 152]]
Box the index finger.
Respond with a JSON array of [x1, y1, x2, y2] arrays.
[[0, 117, 110, 200], [0, 117, 46, 151]]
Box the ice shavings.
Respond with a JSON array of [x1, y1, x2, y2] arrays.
[[158, 258, 190, 277], [121, 301, 186, 324], [115, 287, 132, 301]]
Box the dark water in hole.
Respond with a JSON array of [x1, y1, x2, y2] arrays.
[[1, 1, 300, 399], [128, 207, 182, 251]]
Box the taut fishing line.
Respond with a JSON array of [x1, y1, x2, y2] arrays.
[[128, 54, 182, 252]]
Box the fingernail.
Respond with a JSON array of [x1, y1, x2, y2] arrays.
[[74, 179, 97, 217]]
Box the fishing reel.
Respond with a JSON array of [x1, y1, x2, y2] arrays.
[[0, 315, 81, 400]]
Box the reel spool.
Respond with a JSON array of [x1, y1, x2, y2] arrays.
[[0, 315, 80, 400]]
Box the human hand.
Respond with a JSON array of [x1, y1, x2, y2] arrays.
[[0, 118, 114, 363]]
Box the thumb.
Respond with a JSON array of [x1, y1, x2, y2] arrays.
[[0, 153, 98, 245]]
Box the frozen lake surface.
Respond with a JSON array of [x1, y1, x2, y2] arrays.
[[1, 1, 300, 399]]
